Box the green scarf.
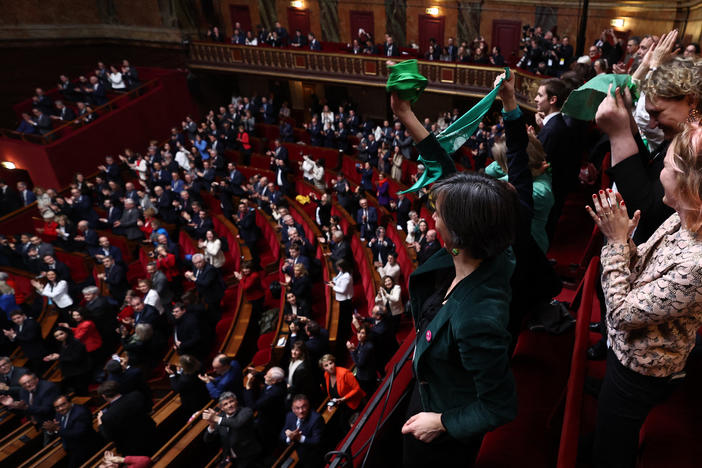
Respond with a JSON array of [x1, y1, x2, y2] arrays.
[[385, 59, 428, 104], [392, 67, 510, 193], [561, 73, 638, 122]]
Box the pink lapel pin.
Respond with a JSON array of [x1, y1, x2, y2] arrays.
[[425, 330, 432, 342]]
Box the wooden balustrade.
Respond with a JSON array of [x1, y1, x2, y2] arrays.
[[188, 42, 540, 111]]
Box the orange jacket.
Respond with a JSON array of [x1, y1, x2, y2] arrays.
[[324, 365, 366, 410]]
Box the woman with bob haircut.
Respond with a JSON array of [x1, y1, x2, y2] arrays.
[[585, 121, 702, 467], [389, 71, 518, 466]]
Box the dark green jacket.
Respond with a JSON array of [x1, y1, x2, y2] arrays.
[[410, 247, 517, 441]]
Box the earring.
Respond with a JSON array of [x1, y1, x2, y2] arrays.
[[687, 108, 701, 124], [450, 248, 460, 256]]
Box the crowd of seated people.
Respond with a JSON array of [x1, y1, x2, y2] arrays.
[[2, 23, 701, 465], [0, 57, 422, 465], [14, 59, 139, 135]]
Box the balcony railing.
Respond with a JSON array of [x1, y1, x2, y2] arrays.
[[0, 79, 160, 145], [187, 41, 541, 111]]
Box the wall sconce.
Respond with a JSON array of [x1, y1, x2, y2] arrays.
[[290, 0, 304, 8], [610, 18, 625, 28], [425, 7, 440, 17], [1, 161, 16, 170]]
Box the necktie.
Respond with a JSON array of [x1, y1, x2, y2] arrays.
[[296, 418, 301, 430], [60, 414, 67, 429], [28, 391, 34, 406]]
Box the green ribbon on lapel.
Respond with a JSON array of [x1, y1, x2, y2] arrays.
[[397, 67, 511, 193]]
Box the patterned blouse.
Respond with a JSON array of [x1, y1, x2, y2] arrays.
[[601, 213, 702, 377]]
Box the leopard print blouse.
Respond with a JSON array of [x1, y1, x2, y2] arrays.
[[601, 213, 702, 377]]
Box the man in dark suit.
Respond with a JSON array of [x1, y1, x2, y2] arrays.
[[266, 139, 289, 163], [356, 198, 378, 241], [202, 391, 262, 467], [306, 117, 323, 146], [328, 231, 352, 268], [308, 33, 321, 51], [93, 236, 123, 265], [50, 100, 76, 123], [45, 395, 101, 468], [394, 193, 412, 230], [41, 255, 72, 283], [385, 35, 400, 57], [0, 180, 22, 215], [99, 198, 122, 230], [416, 229, 441, 265], [234, 202, 260, 264], [368, 227, 396, 266], [114, 198, 143, 240], [97, 381, 156, 456], [74, 220, 99, 253], [303, 321, 329, 365], [0, 356, 28, 398], [0, 373, 60, 426], [3, 311, 48, 373], [243, 367, 287, 452], [171, 302, 203, 359], [82, 286, 118, 352], [85, 76, 107, 106], [103, 359, 152, 409], [283, 292, 311, 322], [30, 108, 52, 135], [281, 394, 325, 468], [185, 254, 225, 316], [129, 295, 158, 328], [97, 256, 128, 303], [534, 78, 576, 240], [17, 181, 36, 206]]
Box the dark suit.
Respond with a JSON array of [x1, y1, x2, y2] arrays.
[[84, 296, 118, 351], [417, 240, 441, 265], [280, 410, 325, 468], [41, 259, 72, 283], [168, 372, 210, 416], [537, 113, 577, 239], [204, 406, 262, 466], [103, 263, 128, 302], [173, 312, 202, 358], [243, 381, 286, 446], [12, 318, 48, 370], [19, 189, 37, 206], [56, 404, 102, 468], [118, 207, 143, 240], [0, 365, 28, 399], [107, 366, 152, 409], [133, 304, 158, 327], [0, 186, 21, 215], [351, 340, 377, 393], [20, 378, 61, 424], [356, 206, 378, 240], [194, 263, 225, 310], [287, 360, 321, 405], [99, 391, 156, 456]]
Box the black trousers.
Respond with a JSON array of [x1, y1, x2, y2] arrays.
[[592, 350, 678, 468], [402, 382, 483, 468]]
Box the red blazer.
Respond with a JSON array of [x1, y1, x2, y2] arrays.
[[157, 253, 179, 281], [72, 320, 103, 352], [240, 271, 265, 302], [324, 365, 366, 410]]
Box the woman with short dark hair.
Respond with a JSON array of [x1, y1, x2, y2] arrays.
[[390, 69, 518, 467]]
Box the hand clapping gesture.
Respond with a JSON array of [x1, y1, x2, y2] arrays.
[[586, 189, 641, 244]]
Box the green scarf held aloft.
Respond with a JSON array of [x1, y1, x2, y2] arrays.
[[394, 67, 511, 193], [561, 73, 638, 122], [385, 59, 428, 104]]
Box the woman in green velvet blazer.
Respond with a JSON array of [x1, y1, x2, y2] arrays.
[[392, 92, 519, 467]]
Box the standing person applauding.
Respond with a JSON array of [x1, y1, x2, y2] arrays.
[[585, 118, 702, 467]]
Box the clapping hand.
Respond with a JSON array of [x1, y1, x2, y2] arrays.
[[586, 189, 640, 244]]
